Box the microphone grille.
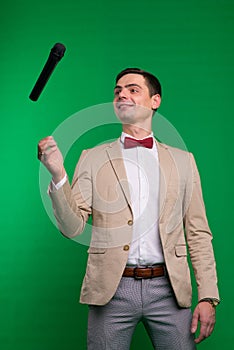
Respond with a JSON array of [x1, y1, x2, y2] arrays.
[[51, 43, 66, 59]]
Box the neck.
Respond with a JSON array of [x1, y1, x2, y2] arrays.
[[122, 124, 152, 139]]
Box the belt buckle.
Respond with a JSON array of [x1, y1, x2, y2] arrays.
[[133, 266, 153, 279], [134, 267, 143, 279]]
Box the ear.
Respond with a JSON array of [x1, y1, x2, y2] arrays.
[[151, 94, 161, 110]]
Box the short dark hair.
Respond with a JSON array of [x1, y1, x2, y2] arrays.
[[115, 67, 162, 97]]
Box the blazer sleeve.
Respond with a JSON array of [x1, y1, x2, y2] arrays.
[[49, 150, 92, 238], [183, 153, 220, 302]]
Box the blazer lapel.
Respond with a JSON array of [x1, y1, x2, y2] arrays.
[[157, 141, 174, 222], [106, 139, 132, 209]]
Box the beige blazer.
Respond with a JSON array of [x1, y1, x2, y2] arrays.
[[50, 139, 219, 307]]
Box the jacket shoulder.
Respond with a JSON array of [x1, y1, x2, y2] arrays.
[[85, 140, 119, 154], [159, 141, 190, 155], [158, 142, 194, 176]]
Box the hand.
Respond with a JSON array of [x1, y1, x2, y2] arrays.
[[191, 301, 216, 344], [38, 136, 66, 184]]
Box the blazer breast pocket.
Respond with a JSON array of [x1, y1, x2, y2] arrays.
[[87, 247, 106, 254]]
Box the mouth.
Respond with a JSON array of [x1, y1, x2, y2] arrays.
[[115, 102, 135, 109]]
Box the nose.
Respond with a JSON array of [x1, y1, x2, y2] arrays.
[[118, 88, 129, 100]]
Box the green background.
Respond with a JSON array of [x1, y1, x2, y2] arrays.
[[1, 0, 233, 349]]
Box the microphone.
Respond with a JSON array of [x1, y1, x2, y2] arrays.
[[29, 43, 66, 101]]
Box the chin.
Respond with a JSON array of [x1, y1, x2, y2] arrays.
[[116, 111, 136, 124]]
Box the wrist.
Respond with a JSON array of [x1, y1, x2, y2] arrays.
[[52, 167, 66, 185], [199, 298, 219, 308]]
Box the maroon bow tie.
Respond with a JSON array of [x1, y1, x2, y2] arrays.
[[124, 136, 154, 149]]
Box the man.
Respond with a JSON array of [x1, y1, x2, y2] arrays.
[[38, 68, 220, 349]]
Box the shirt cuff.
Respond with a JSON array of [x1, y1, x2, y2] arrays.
[[49, 174, 67, 192]]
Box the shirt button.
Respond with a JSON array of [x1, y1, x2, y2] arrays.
[[128, 219, 133, 226], [123, 245, 130, 251]]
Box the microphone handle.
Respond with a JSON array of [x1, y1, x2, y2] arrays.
[[29, 52, 60, 101]]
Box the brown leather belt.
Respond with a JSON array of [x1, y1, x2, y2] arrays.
[[123, 265, 165, 279]]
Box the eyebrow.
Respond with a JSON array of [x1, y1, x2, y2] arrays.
[[114, 83, 143, 90]]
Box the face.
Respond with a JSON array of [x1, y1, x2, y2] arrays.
[[113, 74, 161, 124]]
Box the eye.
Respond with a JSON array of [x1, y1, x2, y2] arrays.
[[130, 88, 139, 93], [114, 89, 120, 96]]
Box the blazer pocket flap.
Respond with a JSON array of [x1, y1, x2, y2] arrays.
[[175, 245, 187, 257], [87, 247, 106, 254]]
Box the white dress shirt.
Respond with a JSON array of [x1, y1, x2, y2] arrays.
[[120, 132, 164, 266]]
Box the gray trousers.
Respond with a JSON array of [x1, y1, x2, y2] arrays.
[[88, 275, 196, 350]]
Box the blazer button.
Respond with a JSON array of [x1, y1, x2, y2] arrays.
[[123, 245, 130, 251], [128, 219, 133, 226]]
